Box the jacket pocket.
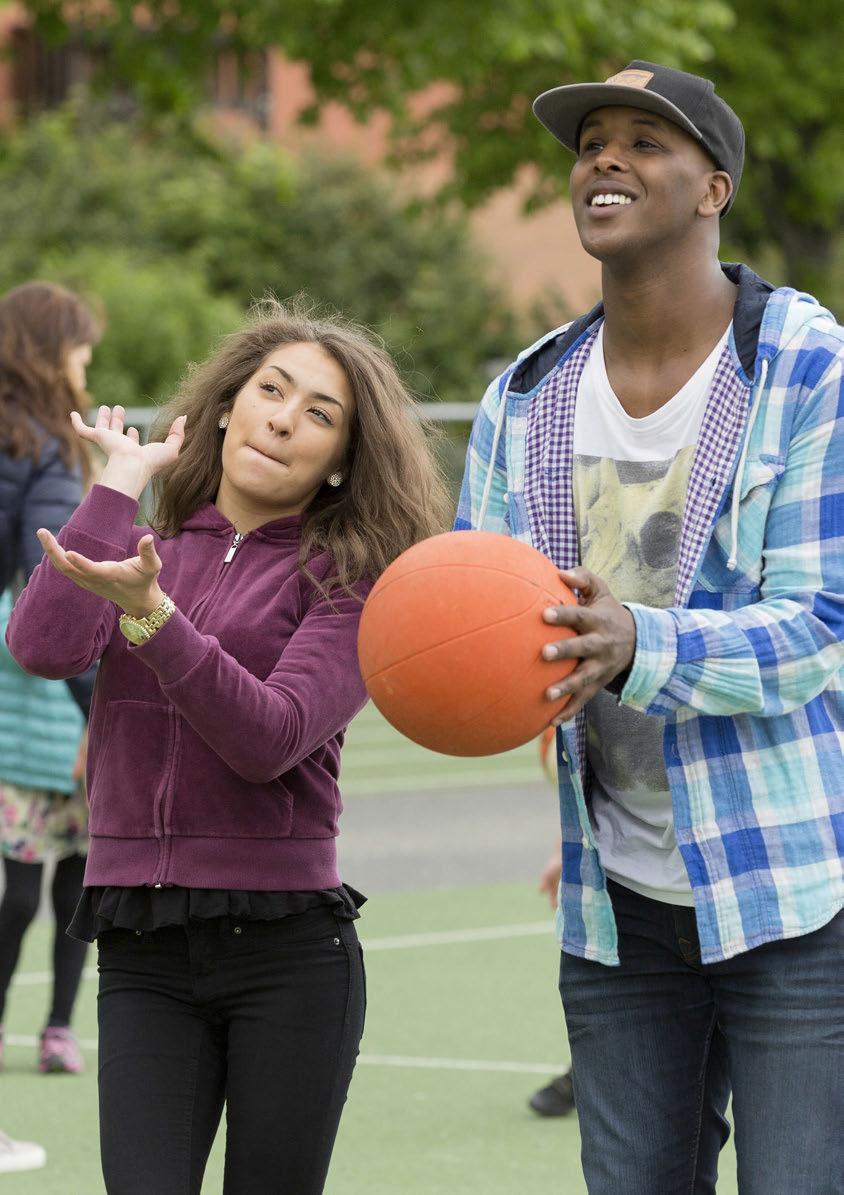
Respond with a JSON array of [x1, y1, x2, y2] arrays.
[[167, 721, 294, 839], [710, 456, 785, 588], [88, 700, 173, 837]]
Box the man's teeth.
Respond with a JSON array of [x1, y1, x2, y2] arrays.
[[590, 194, 633, 207]]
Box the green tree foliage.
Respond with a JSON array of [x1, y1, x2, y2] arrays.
[[21, 0, 732, 208], [0, 109, 508, 406], [19, 0, 843, 303], [707, 0, 843, 306]]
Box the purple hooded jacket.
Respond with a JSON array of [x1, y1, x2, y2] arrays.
[[6, 484, 370, 890]]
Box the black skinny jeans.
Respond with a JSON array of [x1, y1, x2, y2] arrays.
[[96, 906, 366, 1195], [0, 853, 89, 1026]]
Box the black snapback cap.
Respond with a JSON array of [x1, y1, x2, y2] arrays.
[[533, 60, 745, 214]]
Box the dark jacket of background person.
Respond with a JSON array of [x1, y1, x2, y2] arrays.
[[0, 433, 96, 717], [7, 483, 370, 891]]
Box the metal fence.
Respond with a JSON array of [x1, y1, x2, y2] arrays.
[[108, 403, 479, 438]]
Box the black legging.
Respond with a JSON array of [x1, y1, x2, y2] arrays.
[[0, 854, 89, 1027]]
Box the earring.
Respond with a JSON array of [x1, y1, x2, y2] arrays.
[[327, 473, 343, 488], [218, 413, 230, 429]]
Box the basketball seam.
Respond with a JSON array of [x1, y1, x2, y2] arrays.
[[362, 591, 569, 681], [367, 561, 573, 606]]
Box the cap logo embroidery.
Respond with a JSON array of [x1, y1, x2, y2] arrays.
[[605, 69, 654, 88]]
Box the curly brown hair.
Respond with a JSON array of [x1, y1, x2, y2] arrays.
[[150, 300, 452, 594], [0, 281, 101, 483]]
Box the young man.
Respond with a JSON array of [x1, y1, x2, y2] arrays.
[[457, 61, 843, 1195]]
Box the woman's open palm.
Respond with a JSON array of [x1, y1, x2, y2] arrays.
[[71, 405, 186, 482]]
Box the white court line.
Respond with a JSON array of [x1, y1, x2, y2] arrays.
[[12, 921, 554, 988], [13, 967, 98, 987], [3, 1035, 564, 1077], [362, 922, 552, 951], [357, 1055, 565, 1076]]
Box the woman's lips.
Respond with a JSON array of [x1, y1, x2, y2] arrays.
[[247, 444, 287, 465]]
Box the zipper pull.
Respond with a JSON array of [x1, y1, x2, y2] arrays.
[[223, 532, 244, 563]]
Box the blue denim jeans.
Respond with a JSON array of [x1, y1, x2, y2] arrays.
[[559, 879, 843, 1195]]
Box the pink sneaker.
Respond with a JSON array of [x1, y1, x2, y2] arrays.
[[38, 1027, 84, 1075]]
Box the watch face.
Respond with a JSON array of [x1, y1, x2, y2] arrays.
[[120, 618, 150, 645]]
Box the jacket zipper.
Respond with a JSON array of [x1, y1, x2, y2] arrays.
[[186, 531, 248, 628], [151, 705, 178, 885], [151, 531, 244, 884], [223, 532, 244, 563]]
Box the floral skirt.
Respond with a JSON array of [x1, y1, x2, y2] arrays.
[[0, 780, 88, 863]]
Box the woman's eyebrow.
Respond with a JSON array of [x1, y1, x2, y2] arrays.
[[267, 365, 345, 409]]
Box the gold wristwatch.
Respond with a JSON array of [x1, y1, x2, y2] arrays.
[[118, 594, 176, 645]]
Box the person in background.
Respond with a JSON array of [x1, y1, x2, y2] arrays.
[[8, 301, 450, 1195], [0, 281, 100, 1076]]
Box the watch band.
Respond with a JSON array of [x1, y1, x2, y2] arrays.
[[118, 594, 176, 644]]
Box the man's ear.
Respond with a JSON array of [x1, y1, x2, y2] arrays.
[[698, 170, 733, 218]]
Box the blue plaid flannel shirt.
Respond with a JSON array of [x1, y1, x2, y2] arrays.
[[456, 279, 844, 965]]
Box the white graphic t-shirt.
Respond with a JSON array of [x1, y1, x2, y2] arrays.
[[573, 323, 730, 905]]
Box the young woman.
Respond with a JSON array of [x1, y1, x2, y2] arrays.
[[7, 301, 449, 1195], [0, 281, 100, 1076]]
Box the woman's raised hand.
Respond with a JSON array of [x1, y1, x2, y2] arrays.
[[71, 406, 186, 500]]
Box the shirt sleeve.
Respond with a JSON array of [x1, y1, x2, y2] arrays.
[[129, 583, 370, 783], [620, 357, 844, 717], [6, 484, 139, 680]]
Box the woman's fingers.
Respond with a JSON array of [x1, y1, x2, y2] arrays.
[[164, 414, 187, 452], [95, 405, 111, 429], [37, 528, 86, 581], [126, 426, 140, 444], [69, 410, 99, 442], [37, 527, 67, 564], [138, 535, 162, 575], [110, 405, 125, 435]]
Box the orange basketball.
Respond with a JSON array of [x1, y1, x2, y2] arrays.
[[357, 531, 578, 756]]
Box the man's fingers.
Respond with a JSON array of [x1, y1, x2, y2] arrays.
[[549, 664, 606, 723], [558, 566, 601, 598], [546, 658, 606, 702], [542, 631, 604, 662], [543, 603, 592, 629]]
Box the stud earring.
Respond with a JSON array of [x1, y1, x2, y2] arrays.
[[327, 473, 343, 488], [218, 413, 230, 429]]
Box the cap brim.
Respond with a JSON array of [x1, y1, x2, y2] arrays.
[[533, 83, 704, 153]]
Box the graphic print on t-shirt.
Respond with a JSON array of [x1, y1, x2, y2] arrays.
[[573, 451, 693, 602]]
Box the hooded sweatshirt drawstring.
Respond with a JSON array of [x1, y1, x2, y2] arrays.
[[726, 356, 768, 571], [478, 379, 510, 530]]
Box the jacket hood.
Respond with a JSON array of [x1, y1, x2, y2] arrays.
[[507, 263, 834, 396]]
